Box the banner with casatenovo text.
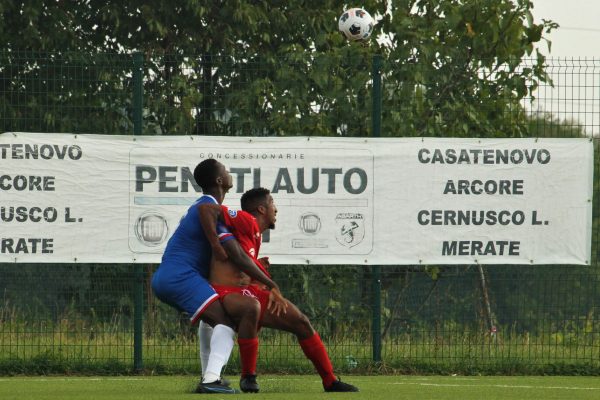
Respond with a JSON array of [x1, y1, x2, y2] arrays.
[[0, 132, 593, 265]]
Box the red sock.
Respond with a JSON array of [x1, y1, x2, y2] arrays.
[[238, 337, 259, 376], [299, 332, 337, 387]]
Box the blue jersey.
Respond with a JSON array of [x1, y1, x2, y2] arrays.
[[160, 194, 218, 278], [151, 194, 223, 322]]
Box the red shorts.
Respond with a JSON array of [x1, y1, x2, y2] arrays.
[[211, 284, 270, 321]]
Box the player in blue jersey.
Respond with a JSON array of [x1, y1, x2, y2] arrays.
[[151, 159, 286, 394]]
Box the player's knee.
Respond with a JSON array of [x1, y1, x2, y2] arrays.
[[295, 312, 314, 335], [244, 299, 261, 321]]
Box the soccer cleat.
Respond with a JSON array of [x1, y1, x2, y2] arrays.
[[324, 379, 359, 392], [219, 377, 231, 387], [194, 377, 231, 390], [239, 374, 260, 393], [195, 379, 236, 394]]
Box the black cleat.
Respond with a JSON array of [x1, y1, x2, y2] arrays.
[[220, 377, 231, 387], [240, 374, 260, 393], [324, 379, 359, 392], [194, 377, 231, 389], [195, 379, 236, 394]]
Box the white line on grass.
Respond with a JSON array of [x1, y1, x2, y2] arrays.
[[0, 378, 149, 382], [388, 382, 600, 391]]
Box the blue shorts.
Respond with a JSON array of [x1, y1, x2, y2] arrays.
[[151, 264, 218, 325]]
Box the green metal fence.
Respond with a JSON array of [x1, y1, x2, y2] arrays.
[[1, 52, 599, 375]]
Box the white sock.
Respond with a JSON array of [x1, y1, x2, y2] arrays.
[[198, 320, 213, 377], [202, 324, 235, 383]]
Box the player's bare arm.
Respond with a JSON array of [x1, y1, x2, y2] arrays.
[[198, 203, 228, 261], [213, 240, 287, 316], [220, 239, 276, 289]]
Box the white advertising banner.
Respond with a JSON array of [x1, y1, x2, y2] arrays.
[[0, 132, 593, 265]]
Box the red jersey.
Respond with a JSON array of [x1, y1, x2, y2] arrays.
[[219, 206, 269, 277]]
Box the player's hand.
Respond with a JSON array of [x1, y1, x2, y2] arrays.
[[267, 287, 288, 316]]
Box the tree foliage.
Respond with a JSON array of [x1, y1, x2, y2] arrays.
[[378, 0, 558, 137], [1, 0, 557, 137]]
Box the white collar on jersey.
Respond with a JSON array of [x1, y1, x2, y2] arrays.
[[203, 194, 218, 204]]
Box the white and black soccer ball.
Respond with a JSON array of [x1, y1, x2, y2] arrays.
[[338, 8, 374, 41]]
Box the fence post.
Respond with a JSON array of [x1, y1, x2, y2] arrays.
[[132, 51, 144, 372], [371, 54, 382, 363], [133, 52, 143, 136]]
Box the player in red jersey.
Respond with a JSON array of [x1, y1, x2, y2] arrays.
[[199, 187, 358, 393]]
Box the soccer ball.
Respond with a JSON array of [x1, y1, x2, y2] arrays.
[[338, 8, 374, 41]]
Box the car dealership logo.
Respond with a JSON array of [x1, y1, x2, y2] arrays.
[[135, 211, 169, 246], [335, 213, 365, 248], [299, 212, 322, 235]]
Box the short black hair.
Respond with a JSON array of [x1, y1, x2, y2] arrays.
[[241, 187, 270, 212], [193, 159, 220, 191]]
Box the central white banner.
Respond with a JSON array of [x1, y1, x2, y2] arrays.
[[0, 133, 593, 265]]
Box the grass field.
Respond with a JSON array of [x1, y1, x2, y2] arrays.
[[1, 375, 600, 400]]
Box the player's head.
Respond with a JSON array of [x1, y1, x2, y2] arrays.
[[193, 159, 233, 192], [241, 187, 277, 229]]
